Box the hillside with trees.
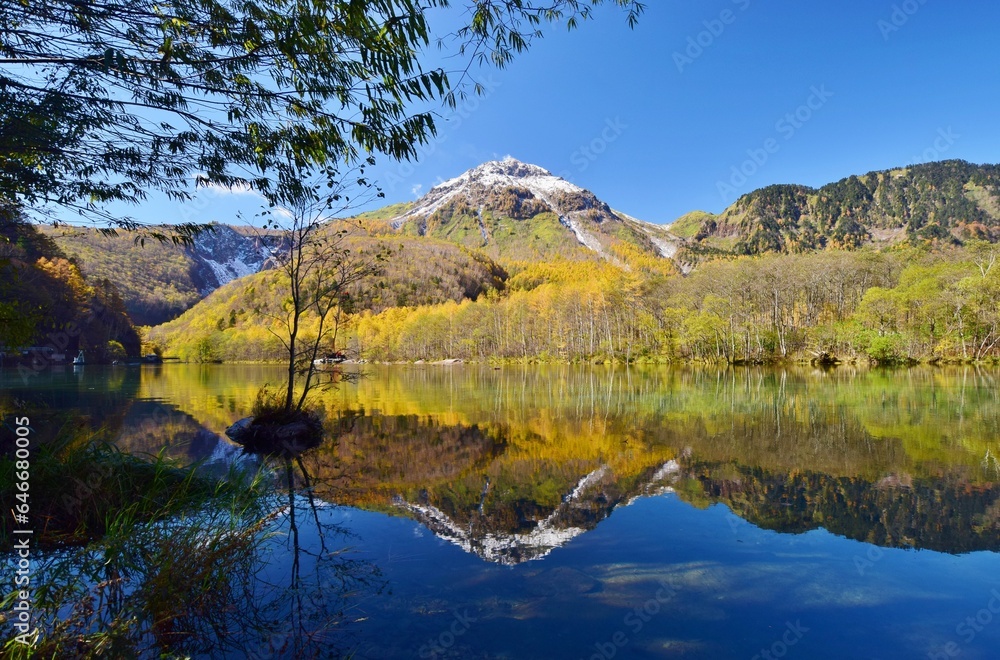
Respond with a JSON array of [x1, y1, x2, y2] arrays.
[[346, 244, 1000, 364], [147, 229, 507, 362], [43, 160, 1000, 336], [39, 159, 684, 332], [150, 238, 1000, 366], [685, 160, 1000, 257], [39, 224, 276, 326], [1, 210, 139, 362], [39, 226, 206, 326], [143, 159, 1000, 367]]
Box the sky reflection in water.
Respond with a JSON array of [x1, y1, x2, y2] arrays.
[[6, 364, 1000, 657]]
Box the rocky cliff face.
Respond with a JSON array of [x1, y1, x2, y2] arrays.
[[185, 225, 271, 294]]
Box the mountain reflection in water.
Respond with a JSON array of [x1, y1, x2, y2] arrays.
[[8, 364, 1000, 657], [285, 408, 999, 560], [9, 364, 1000, 560]]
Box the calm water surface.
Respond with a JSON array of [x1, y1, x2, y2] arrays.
[[6, 364, 1000, 658]]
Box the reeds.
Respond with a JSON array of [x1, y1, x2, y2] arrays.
[[1, 429, 280, 657]]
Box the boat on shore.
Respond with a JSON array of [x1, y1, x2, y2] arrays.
[[313, 351, 347, 365]]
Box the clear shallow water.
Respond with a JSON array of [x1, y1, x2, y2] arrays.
[[5, 364, 1000, 657]]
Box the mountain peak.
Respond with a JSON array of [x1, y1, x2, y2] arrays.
[[392, 157, 586, 231], [431, 157, 583, 198], [385, 157, 684, 267], [474, 156, 554, 178]]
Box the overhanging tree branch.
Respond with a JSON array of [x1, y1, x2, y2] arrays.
[[1, 0, 643, 232]]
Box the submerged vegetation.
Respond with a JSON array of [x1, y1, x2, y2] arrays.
[[0, 429, 271, 656], [0, 431, 262, 550]]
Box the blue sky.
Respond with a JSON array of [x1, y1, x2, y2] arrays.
[[113, 0, 1000, 227]]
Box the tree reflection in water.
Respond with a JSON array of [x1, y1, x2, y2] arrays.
[[223, 409, 383, 659], [6, 432, 382, 659], [251, 450, 386, 660]]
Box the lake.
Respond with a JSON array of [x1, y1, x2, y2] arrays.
[[5, 363, 1000, 658]]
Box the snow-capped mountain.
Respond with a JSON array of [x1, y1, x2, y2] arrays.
[[387, 157, 687, 268], [398, 158, 586, 220], [393, 459, 681, 565]]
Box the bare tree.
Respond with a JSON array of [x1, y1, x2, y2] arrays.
[[257, 170, 389, 414]]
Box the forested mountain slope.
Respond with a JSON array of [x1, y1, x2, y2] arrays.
[[41, 159, 683, 328], [683, 160, 1000, 256], [1, 211, 139, 361], [51, 159, 1000, 334], [40, 224, 271, 325], [147, 231, 507, 361]]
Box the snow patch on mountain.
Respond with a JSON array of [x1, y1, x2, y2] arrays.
[[199, 257, 260, 291], [650, 459, 681, 482], [394, 466, 609, 564], [615, 211, 693, 274], [615, 211, 682, 257], [562, 217, 605, 254], [394, 157, 584, 223], [188, 225, 270, 294], [394, 157, 611, 256], [527, 186, 609, 258], [645, 234, 679, 259], [565, 465, 607, 502]]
